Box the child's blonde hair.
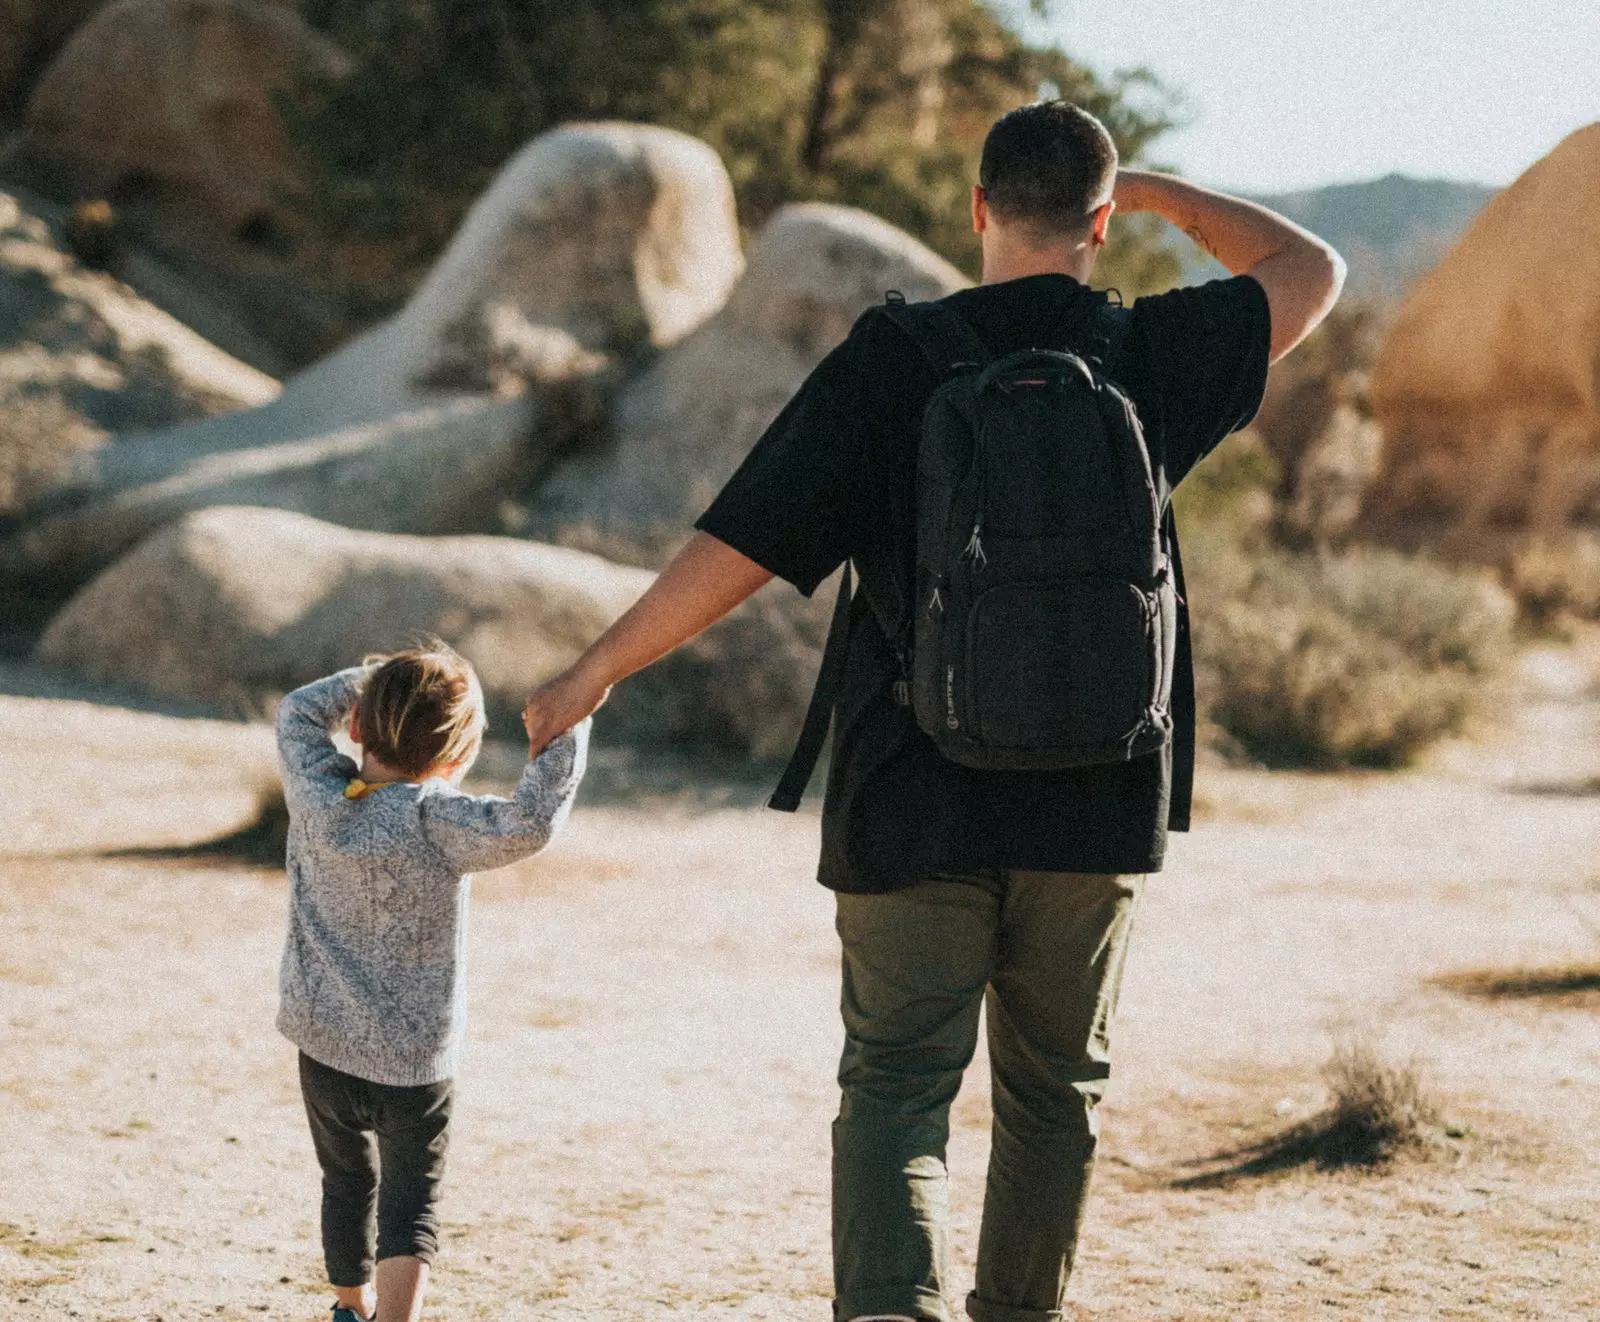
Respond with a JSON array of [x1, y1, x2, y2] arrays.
[[355, 642, 486, 778]]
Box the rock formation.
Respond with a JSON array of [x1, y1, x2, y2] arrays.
[[37, 505, 830, 757], [17, 132, 981, 758], [1364, 123, 1600, 561], [1, 122, 744, 594], [523, 201, 967, 565], [0, 1, 109, 117], [18, 0, 344, 240], [37, 506, 653, 716], [412, 121, 745, 389], [5, 395, 546, 594], [0, 188, 276, 525]]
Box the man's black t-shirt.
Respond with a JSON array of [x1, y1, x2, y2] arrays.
[[697, 272, 1271, 893]]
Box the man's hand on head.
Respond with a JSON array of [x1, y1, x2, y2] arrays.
[[1109, 168, 1345, 360]]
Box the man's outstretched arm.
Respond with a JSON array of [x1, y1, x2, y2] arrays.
[[521, 531, 775, 754], [1114, 169, 1345, 361]]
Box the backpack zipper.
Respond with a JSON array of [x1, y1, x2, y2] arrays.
[[962, 521, 987, 568]]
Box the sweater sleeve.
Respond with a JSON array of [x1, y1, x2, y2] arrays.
[[419, 720, 589, 875], [275, 668, 365, 810]]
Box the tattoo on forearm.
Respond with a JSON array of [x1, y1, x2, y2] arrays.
[[1185, 224, 1218, 258]]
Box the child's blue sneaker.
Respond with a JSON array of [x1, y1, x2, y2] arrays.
[[331, 1308, 371, 1322]]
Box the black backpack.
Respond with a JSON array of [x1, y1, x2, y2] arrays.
[[770, 291, 1176, 810]]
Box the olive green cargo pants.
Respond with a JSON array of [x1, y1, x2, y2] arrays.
[[832, 869, 1143, 1322]]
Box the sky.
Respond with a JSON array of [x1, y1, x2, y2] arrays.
[[1007, 0, 1600, 194]]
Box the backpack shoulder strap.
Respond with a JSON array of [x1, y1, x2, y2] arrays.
[[1089, 305, 1161, 557], [1092, 302, 1136, 368], [768, 562, 856, 813], [877, 295, 991, 374]]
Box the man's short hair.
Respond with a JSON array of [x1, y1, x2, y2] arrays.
[[979, 101, 1118, 240]]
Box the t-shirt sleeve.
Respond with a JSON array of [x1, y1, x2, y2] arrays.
[[418, 722, 588, 875], [1132, 274, 1271, 488], [694, 335, 867, 597]]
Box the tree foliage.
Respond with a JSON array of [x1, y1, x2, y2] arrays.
[[288, 0, 1180, 315]]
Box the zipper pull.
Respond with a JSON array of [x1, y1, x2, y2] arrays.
[[962, 523, 987, 568], [892, 649, 912, 708]]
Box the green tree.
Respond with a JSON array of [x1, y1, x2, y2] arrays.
[[288, 0, 1179, 318]]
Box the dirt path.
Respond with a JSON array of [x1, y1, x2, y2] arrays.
[[1, 643, 1596, 1321]]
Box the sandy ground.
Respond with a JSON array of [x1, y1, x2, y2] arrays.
[[1, 642, 1597, 1321]]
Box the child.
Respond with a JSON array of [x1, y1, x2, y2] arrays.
[[275, 644, 586, 1322]]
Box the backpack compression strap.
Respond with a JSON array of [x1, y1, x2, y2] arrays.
[[768, 561, 856, 813]]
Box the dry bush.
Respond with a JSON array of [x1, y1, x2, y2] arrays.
[[1312, 1036, 1442, 1166], [1317, 550, 1516, 674], [1174, 1035, 1447, 1187], [1188, 535, 1514, 768], [1507, 535, 1600, 630]]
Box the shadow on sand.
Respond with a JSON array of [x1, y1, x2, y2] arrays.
[[1506, 775, 1600, 798], [1432, 965, 1600, 1003], [98, 739, 805, 868]]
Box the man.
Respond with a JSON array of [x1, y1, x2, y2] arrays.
[[523, 102, 1343, 1322]]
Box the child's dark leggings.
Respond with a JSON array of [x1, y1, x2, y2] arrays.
[[298, 1052, 453, 1287]]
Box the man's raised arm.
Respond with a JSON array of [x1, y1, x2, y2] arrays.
[[1114, 169, 1345, 361], [521, 532, 774, 754]]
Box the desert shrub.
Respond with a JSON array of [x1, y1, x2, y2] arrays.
[[1170, 426, 1278, 532], [1189, 537, 1514, 768], [1311, 1036, 1442, 1166], [1316, 550, 1515, 675], [1507, 535, 1600, 629], [1174, 1034, 1449, 1185]]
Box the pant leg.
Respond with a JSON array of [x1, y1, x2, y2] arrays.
[[833, 873, 1002, 1322], [373, 1078, 453, 1266], [299, 1052, 380, 1288], [966, 871, 1144, 1322]]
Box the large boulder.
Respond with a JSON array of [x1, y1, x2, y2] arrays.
[[4, 394, 546, 594], [261, 121, 740, 423], [0, 187, 276, 526], [37, 506, 826, 757], [0, 1, 108, 117], [1364, 123, 1600, 559], [410, 121, 745, 388], [524, 202, 967, 565], [17, 0, 342, 241], [0, 122, 746, 596], [3, 0, 345, 373], [37, 506, 651, 716]]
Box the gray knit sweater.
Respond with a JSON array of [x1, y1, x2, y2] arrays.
[[275, 668, 586, 1086]]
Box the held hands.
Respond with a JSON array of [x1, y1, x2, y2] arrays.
[[522, 665, 610, 759]]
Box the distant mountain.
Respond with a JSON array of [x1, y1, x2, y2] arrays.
[[1252, 175, 1499, 300], [1165, 174, 1498, 301]]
